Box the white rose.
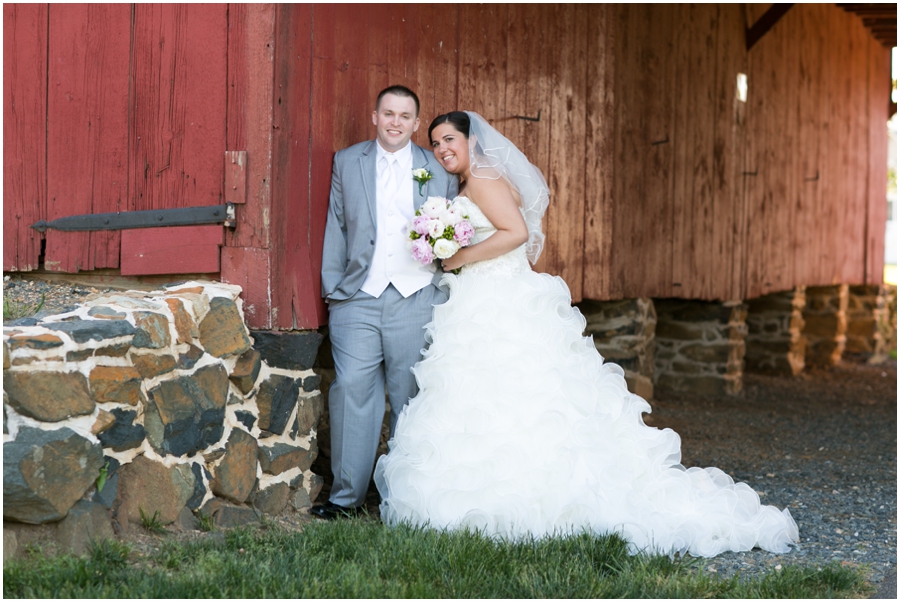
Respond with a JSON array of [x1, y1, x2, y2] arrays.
[[440, 206, 463, 226], [421, 197, 446, 218], [433, 238, 460, 259], [427, 219, 445, 239], [412, 168, 429, 179]]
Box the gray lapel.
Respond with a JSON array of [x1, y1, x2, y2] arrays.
[[359, 141, 378, 225]]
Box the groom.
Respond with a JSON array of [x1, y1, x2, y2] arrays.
[[313, 85, 458, 519]]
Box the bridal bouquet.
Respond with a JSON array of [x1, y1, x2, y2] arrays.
[[407, 196, 474, 266]]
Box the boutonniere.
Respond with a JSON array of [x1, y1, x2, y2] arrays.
[[412, 168, 434, 195]]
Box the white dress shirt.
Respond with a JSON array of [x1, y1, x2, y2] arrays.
[[361, 141, 436, 298]]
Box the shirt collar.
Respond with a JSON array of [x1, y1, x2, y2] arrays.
[[376, 140, 412, 167]]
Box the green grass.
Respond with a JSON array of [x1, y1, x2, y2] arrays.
[[2, 519, 871, 598], [2, 292, 45, 321]]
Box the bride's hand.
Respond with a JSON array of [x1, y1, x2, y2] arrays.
[[441, 253, 465, 272]]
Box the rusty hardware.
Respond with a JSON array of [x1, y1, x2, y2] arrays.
[[804, 171, 819, 182], [31, 204, 234, 233], [651, 135, 669, 146], [515, 109, 542, 122]]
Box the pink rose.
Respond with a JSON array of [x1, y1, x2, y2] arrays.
[[411, 237, 435, 265], [412, 215, 431, 236], [453, 219, 475, 247]]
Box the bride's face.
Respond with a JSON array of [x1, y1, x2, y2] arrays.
[[430, 123, 469, 175]]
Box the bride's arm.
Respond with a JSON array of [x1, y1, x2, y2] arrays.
[[441, 177, 528, 272]]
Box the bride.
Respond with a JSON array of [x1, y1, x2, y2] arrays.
[[373, 111, 799, 558]]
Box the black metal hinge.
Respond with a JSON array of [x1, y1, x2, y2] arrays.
[[31, 204, 235, 233]]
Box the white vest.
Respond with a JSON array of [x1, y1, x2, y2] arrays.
[[361, 142, 436, 298]]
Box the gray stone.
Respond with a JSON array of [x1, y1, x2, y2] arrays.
[[199, 297, 251, 359], [66, 348, 95, 362], [42, 318, 135, 343], [293, 392, 324, 436], [113, 455, 194, 529], [145, 364, 228, 457], [94, 342, 131, 358], [4, 370, 95, 422], [97, 408, 146, 452], [235, 410, 256, 431], [4, 529, 17, 561], [173, 506, 200, 531], [91, 457, 121, 509], [229, 348, 261, 394], [252, 482, 291, 515], [5, 317, 38, 327], [6, 333, 64, 350], [290, 488, 312, 511], [87, 306, 127, 320], [89, 366, 144, 405], [132, 353, 178, 379], [176, 344, 204, 370], [256, 374, 301, 436], [214, 504, 259, 528], [132, 312, 171, 349], [55, 500, 115, 556], [186, 463, 212, 510], [252, 330, 323, 371], [302, 374, 322, 392], [210, 428, 258, 504], [4, 427, 104, 524], [308, 474, 325, 503], [258, 442, 315, 475]]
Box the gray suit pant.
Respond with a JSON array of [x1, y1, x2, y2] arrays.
[[326, 283, 448, 508]]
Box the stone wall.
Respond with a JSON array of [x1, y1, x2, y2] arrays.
[[654, 300, 748, 396], [578, 298, 656, 400], [3, 282, 323, 557], [803, 284, 848, 366], [744, 287, 807, 375]]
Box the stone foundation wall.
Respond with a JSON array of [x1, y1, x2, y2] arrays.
[[803, 284, 848, 366], [744, 287, 807, 375], [3, 282, 323, 557], [654, 300, 748, 396], [578, 298, 656, 400]]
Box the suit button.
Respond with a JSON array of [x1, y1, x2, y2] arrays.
[[370, 240, 374, 245]]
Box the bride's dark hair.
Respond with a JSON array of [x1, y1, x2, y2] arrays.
[[428, 111, 470, 143]]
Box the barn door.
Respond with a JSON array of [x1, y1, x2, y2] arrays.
[[4, 3, 232, 276]]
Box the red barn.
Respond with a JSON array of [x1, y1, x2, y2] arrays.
[[4, 4, 895, 347]]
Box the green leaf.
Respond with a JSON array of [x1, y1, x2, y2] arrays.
[[96, 462, 109, 493]]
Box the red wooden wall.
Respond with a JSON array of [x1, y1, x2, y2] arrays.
[[3, 3, 892, 332]]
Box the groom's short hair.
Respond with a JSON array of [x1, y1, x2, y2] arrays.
[[376, 85, 420, 116]]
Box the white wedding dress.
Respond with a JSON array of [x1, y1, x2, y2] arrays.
[[374, 197, 799, 558]]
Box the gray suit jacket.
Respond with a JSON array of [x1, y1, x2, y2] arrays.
[[321, 140, 459, 302]]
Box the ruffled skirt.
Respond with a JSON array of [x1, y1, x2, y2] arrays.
[[374, 269, 798, 557]]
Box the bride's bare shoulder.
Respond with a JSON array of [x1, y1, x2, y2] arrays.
[[467, 173, 520, 206]]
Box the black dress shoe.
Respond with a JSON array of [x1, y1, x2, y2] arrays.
[[309, 500, 362, 521]]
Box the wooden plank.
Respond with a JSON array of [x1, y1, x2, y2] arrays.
[[3, 3, 47, 272], [813, 4, 836, 286], [224, 151, 247, 204], [225, 3, 275, 249], [120, 225, 223, 276], [841, 15, 871, 284], [582, 4, 616, 300], [45, 3, 130, 273], [792, 3, 823, 289], [865, 36, 890, 285], [672, 4, 719, 300], [457, 4, 508, 120], [716, 4, 749, 302], [764, 5, 793, 296], [542, 4, 587, 299], [129, 4, 227, 212], [332, 4, 369, 151], [430, 4, 460, 119], [221, 246, 271, 330], [742, 10, 768, 299]]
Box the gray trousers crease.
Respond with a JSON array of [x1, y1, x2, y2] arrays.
[[326, 283, 447, 508]]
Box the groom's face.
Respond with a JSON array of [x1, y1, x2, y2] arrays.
[[372, 93, 420, 153]]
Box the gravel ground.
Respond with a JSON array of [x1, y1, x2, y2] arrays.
[[4, 275, 897, 595]]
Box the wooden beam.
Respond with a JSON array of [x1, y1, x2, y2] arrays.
[[746, 4, 793, 51]]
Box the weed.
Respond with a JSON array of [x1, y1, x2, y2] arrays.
[[3, 293, 45, 321], [196, 512, 215, 533], [138, 508, 166, 535]]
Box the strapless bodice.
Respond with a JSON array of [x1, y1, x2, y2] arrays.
[[453, 196, 531, 279]]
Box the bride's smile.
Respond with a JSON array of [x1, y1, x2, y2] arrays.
[[431, 124, 469, 175]]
